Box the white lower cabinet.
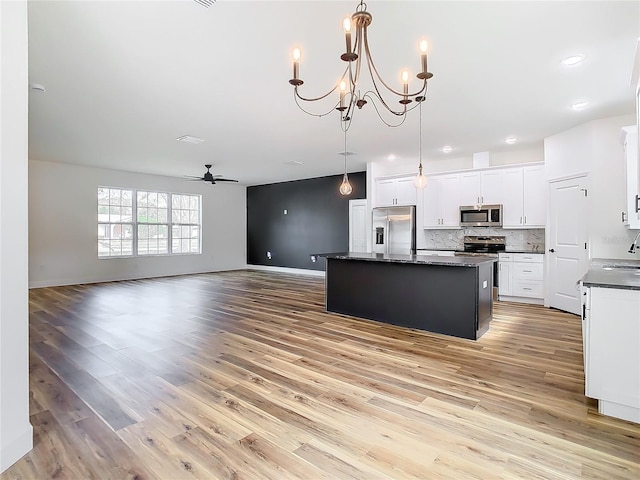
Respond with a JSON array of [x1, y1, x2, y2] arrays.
[[498, 253, 544, 304], [416, 250, 455, 256], [582, 285, 640, 423]]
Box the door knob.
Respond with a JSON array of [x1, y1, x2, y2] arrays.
[[548, 248, 555, 253]]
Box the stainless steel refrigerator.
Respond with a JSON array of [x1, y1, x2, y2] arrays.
[[372, 206, 416, 255]]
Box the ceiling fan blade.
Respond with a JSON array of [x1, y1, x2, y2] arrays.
[[213, 178, 238, 183]]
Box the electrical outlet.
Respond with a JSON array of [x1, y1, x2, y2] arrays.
[[266, 251, 272, 259], [310, 255, 317, 263], [284, 209, 288, 215]]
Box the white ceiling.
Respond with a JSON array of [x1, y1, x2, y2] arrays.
[[27, 0, 639, 186]]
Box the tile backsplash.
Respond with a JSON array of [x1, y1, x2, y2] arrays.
[[420, 228, 545, 252]]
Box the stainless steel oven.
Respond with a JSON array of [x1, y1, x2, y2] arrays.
[[455, 236, 506, 296]]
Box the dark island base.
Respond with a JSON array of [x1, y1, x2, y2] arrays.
[[326, 258, 493, 340]]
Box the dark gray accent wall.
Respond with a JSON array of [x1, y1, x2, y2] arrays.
[[247, 172, 366, 271]]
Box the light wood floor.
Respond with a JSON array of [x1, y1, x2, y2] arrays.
[[2, 270, 639, 479]]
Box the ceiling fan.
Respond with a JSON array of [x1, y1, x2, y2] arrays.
[[187, 164, 238, 184]]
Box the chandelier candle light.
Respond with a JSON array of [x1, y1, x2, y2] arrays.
[[288, 1, 433, 128]]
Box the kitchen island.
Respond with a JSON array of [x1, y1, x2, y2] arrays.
[[322, 252, 496, 340]]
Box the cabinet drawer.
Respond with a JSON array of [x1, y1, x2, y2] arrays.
[[416, 250, 455, 256], [512, 280, 543, 298], [498, 253, 513, 261], [513, 253, 544, 263], [513, 262, 543, 280]]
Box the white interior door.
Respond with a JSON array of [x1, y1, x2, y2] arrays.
[[547, 175, 589, 315], [349, 199, 368, 253]]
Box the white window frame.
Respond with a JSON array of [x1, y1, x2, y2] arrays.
[[98, 186, 202, 259]]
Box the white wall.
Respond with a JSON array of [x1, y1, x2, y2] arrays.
[[544, 114, 637, 260], [590, 115, 637, 258], [370, 144, 543, 178], [29, 160, 247, 287], [0, 0, 33, 472]]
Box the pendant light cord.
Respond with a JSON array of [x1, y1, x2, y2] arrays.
[[419, 99, 423, 170], [344, 127, 348, 173]]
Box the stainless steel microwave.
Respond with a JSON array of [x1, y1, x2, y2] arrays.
[[459, 204, 503, 227]]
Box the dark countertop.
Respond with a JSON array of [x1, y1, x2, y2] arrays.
[[321, 252, 497, 267], [581, 258, 640, 290]]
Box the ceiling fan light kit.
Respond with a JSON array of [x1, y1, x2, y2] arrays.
[[288, 0, 434, 194]]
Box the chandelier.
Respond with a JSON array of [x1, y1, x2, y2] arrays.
[[288, 1, 433, 128]]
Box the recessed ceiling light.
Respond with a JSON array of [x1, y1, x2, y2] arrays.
[[562, 54, 584, 66], [442, 146, 452, 153], [571, 101, 589, 111], [505, 136, 517, 145], [387, 154, 397, 161], [284, 160, 303, 166], [176, 135, 205, 144]]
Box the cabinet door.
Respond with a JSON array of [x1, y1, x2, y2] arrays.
[[422, 177, 441, 228], [375, 179, 396, 207], [439, 174, 461, 227], [394, 177, 417, 206], [459, 172, 481, 206], [502, 168, 524, 227], [587, 287, 640, 410], [623, 127, 640, 228], [523, 165, 546, 227], [480, 170, 505, 205], [498, 261, 512, 296]]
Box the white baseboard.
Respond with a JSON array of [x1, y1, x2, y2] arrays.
[[0, 424, 33, 474], [247, 264, 325, 277], [28, 267, 245, 289]]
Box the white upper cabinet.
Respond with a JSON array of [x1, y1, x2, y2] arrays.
[[502, 165, 546, 228], [522, 165, 546, 227], [375, 176, 416, 207], [459, 172, 481, 206], [459, 170, 504, 205], [423, 174, 460, 228], [621, 126, 639, 229]]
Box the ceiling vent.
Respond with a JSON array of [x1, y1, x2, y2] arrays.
[[193, 0, 215, 7], [176, 135, 205, 144]]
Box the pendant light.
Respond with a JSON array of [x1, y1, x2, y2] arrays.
[[414, 96, 428, 189], [339, 123, 353, 196]]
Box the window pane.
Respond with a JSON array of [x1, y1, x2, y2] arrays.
[[110, 189, 121, 205], [122, 224, 133, 239], [158, 193, 167, 209], [148, 208, 158, 223], [137, 207, 148, 222], [109, 206, 121, 222], [122, 240, 133, 256], [158, 209, 167, 223], [190, 211, 199, 224], [98, 206, 109, 222], [98, 188, 110, 205], [172, 195, 180, 209], [122, 190, 132, 206], [137, 191, 147, 207], [98, 224, 108, 239], [190, 196, 198, 210], [121, 207, 133, 222]]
